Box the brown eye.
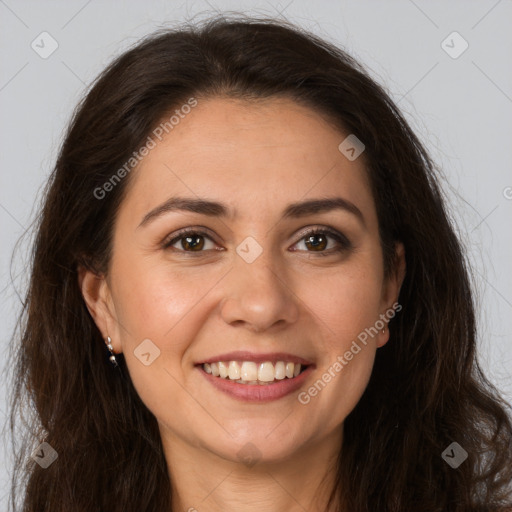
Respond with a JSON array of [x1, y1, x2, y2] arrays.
[[180, 234, 205, 251], [304, 233, 328, 251], [163, 229, 217, 253], [291, 227, 352, 256]]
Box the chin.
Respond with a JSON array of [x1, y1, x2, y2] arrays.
[[202, 428, 303, 466]]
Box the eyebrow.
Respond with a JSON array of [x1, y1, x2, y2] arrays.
[[137, 196, 365, 228]]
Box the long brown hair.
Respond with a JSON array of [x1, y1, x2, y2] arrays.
[[7, 14, 512, 511]]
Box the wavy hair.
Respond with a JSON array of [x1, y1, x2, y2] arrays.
[[7, 14, 512, 512]]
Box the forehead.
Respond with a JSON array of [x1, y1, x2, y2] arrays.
[[118, 96, 376, 226]]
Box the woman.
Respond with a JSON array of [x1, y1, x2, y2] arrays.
[[8, 14, 512, 512]]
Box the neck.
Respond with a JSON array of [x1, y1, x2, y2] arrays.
[[160, 425, 343, 512]]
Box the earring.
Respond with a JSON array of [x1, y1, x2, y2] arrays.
[[106, 336, 118, 367], [382, 326, 386, 334]]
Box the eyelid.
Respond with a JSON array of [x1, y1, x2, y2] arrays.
[[161, 225, 218, 249], [293, 225, 349, 244]]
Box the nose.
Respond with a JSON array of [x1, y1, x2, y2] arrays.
[[219, 249, 300, 333]]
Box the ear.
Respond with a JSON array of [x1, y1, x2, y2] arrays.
[[377, 242, 406, 348], [78, 266, 122, 353]]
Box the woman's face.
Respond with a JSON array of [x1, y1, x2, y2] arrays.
[[81, 96, 404, 465]]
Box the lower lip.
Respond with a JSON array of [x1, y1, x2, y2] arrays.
[[197, 365, 314, 402]]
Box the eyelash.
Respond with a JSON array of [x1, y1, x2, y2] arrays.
[[161, 226, 352, 257]]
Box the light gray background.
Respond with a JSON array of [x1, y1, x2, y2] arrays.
[[1, 0, 511, 507]]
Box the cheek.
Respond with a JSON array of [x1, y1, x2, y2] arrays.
[[294, 249, 383, 422], [110, 253, 210, 349], [298, 288, 380, 433], [108, 254, 225, 407], [301, 252, 384, 353], [307, 347, 376, 433], [108, 259, 213, 429]]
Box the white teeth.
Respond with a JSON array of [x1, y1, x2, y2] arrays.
[[258, 362, 275, 382], [275, 361, 285, 380], [210, 362, 220, 377], [240, 361, 258, 381], [202, 360, 306, 384], [228, 361, 240, 380], [218, 361, 229, 378]]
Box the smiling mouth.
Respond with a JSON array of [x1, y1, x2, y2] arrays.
[[200, 360, 308, 385]]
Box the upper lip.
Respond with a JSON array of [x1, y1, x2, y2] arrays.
[[197, 351, 314, 366]]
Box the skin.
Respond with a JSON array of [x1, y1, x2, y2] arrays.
[[80, 96, 405, 512]]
